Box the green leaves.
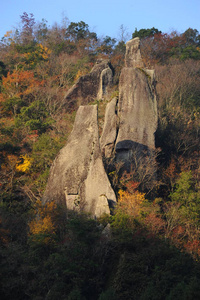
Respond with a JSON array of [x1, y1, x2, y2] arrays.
[[132, 27, 161, 39], [15, 100, 54, 133], [170, 171, 200, 226]]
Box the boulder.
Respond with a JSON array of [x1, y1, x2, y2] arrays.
[[65, 60, 113, 109], [43, 105, 116, 218]]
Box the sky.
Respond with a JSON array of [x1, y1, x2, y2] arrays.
[[1, 0, 200, 41]]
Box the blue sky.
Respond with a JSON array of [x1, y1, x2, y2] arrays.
[[1, 0, 200, 41]]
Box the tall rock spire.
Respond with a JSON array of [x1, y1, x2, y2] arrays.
[[43, 105, 116, 218], [101, 38, 157, 158]]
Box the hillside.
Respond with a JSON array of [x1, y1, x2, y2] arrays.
[[0, 13, 200, 299]]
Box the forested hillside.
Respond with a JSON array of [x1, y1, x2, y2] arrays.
[[0, 13, 200, 299]]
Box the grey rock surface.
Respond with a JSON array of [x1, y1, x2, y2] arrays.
[[43, 38, 158, 217], [100, 97, 119, 158], [43, 105, 116, 217], [125, 37, 144, 68], [65, 60, 113, 109], [100, 39, 157, 158], [97, 67, 113, 99], [116, 67, 157, 150]]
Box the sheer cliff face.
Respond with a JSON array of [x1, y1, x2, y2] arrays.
[[101, 38, 158, 159], [116, 67, 157, 150]]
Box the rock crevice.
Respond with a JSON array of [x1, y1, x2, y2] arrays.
[[43, 37, 158, 217], [100, 38, 157, 163], [65, 59, 113, 109], [43, 105, 116, 218]]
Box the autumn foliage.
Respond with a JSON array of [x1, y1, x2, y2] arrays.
[[117, 189, 146, 217], [0, 13, 200, 300], [29, 200, 58, 245]]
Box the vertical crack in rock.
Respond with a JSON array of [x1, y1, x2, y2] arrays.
[[43, 37, 158, 217], [100, 97, 119, 158], [115, 38, 157, 156], [43, 105, 116, 218], [64, 59, 113, 109], [100, 37, 158, 178], [97, 67, 113, 99]]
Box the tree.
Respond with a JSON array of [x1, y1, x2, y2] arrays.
[[0, 61, 6, 82], [1, 69, 40, 101], [182, 28, 200, 46], [66, 21, 97, 42], [34, 19, 48, 44], [164, 171, 200, 256], [29, 200, 58, 245], [132, 27, 161, 39], [98, 36, 116, 55], [20, 12, 36, 44], [117, 189, 146, 218], [118, 24, 130, 43]]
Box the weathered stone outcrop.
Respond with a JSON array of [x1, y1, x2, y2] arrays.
[[65, 60, 113, 108], [43, 37, 158, 217], [100, 97, 119, 157], [125, 37, 144, 68], [116, 68, 157, 151], [116, 38, 157, 154], [97, 67, 113, 99], [43, 105, 116, 218], [100, 38, 157, 162]]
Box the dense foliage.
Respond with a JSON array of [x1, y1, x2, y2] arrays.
[[0, 13, 200, 299]]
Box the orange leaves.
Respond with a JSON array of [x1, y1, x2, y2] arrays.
[[29, 215, 55, 236], [164, 158, 179, 189], [125, 181, 140, 194], [4, 30, 13, 38], [184, 240, 200, 260], [117, 189, 146, 218], [29, 200, 58, 245], [1, 70, 41, 98], [144, 212, 165, 235]]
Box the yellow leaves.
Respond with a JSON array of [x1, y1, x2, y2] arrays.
[[23, 44, 51, 64], [3, 31, 14, 45], [4, 30, 13, 38], [29, 200, 58, 245], [117, 189, 146, 217], [29, 215, 55, 236], [16, 154, 33, 173], [74, 69, 88, 81], [38, 44, 52, 59]]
